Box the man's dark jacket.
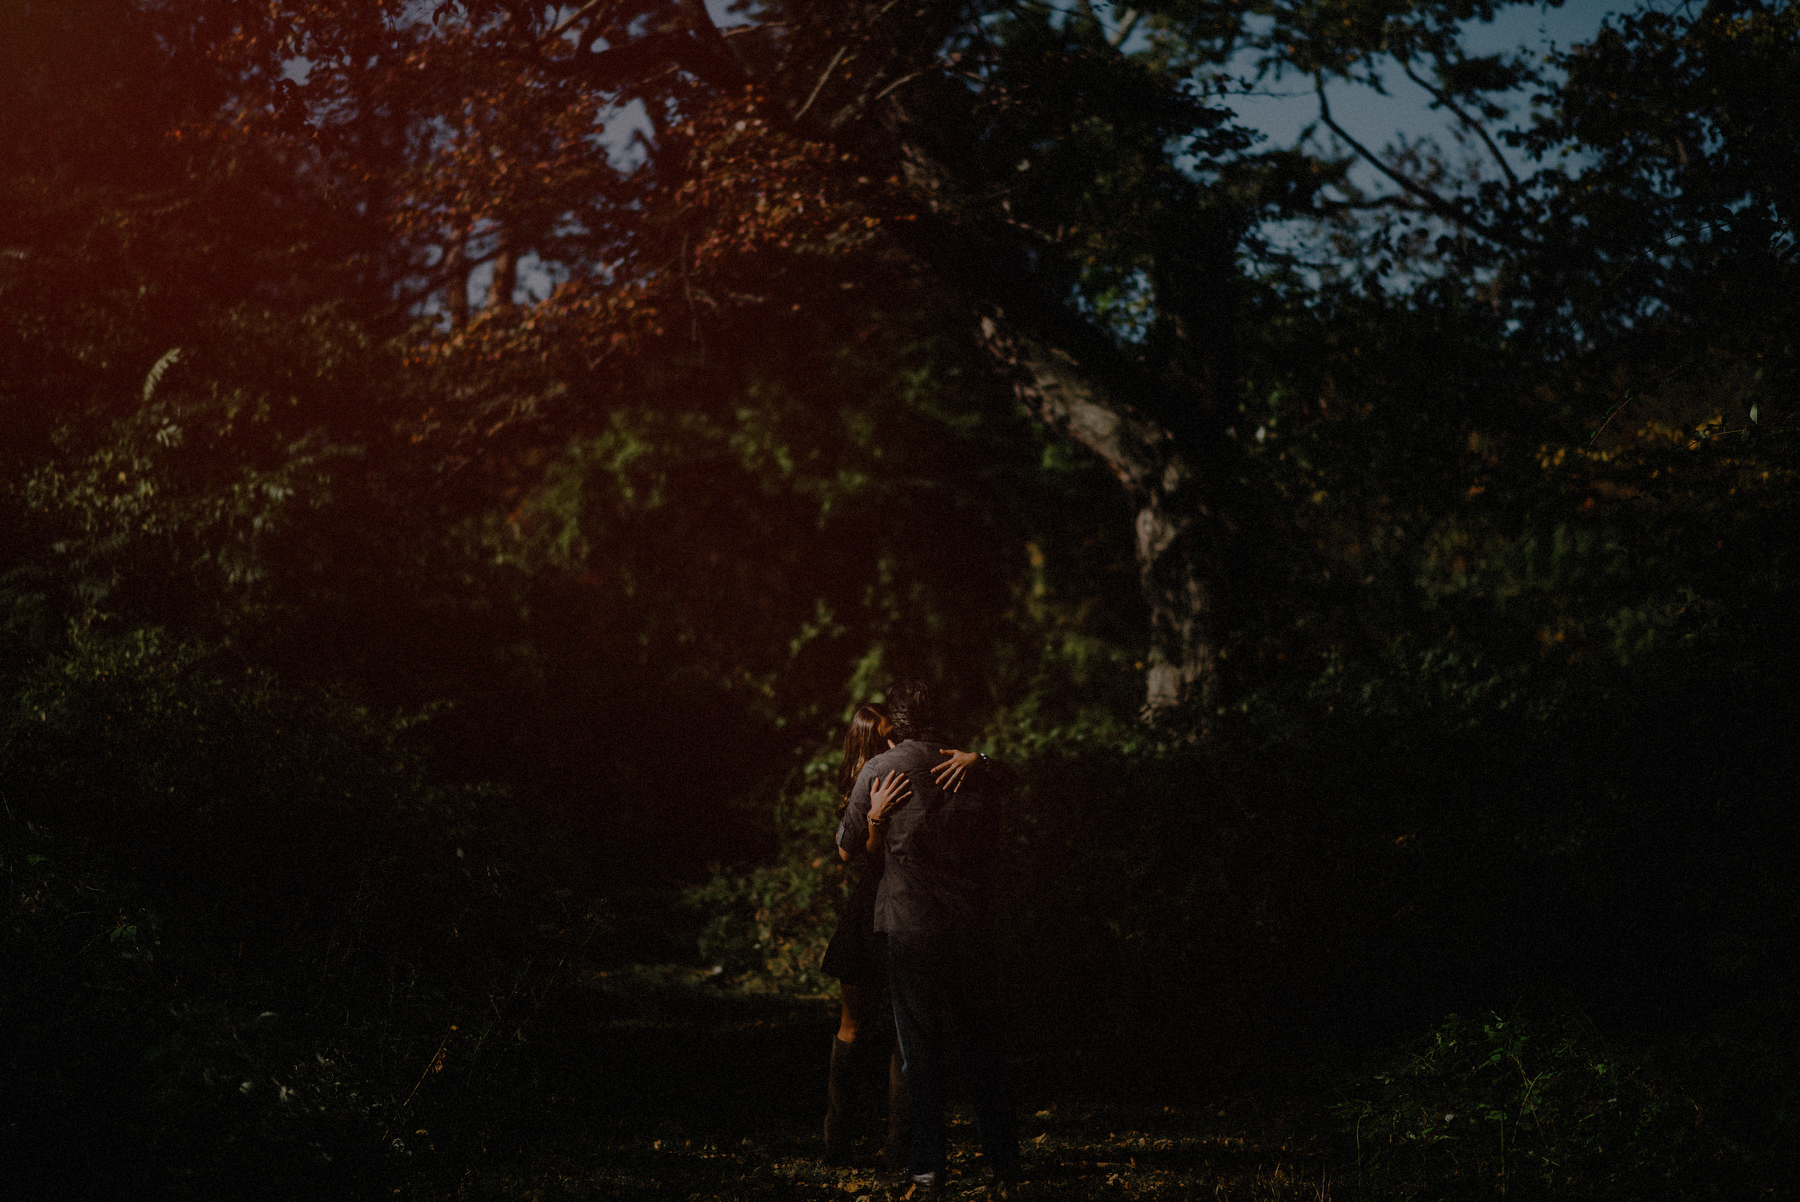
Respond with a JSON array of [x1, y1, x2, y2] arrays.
[[836, 739, 1001, 942]]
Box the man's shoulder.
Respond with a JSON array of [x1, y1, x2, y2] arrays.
[[853, 746, 900, 787], [865, 740, 942, 774]]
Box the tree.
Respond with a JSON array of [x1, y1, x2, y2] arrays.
[[19, 0, 1793, 734], [187, 0, 1325, 721], [277, 0, 1782, 723]]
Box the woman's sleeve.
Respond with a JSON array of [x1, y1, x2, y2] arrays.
[[836, 770, 873, 858]]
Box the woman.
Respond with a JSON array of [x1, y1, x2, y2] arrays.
[[820, 706, 983, 1167]]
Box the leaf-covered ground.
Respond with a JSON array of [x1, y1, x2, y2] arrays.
[[392, 967, 1335, 1200]]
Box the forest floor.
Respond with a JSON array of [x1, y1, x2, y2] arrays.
[[391, 966, 1340, 1201]]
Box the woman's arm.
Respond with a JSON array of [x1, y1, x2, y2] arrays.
[[929, 748, 1016, 793], [836, 766, 877, 861], [930, 749, 979, 792], [864, 769, 912, 854]]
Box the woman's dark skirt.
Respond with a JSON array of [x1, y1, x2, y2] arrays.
[[821, 861, 887, 988]]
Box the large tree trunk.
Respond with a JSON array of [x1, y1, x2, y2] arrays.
[[982, 316, 1219, 719]]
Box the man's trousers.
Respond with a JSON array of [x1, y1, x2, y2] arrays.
[[886, 931, 1020, 1177]]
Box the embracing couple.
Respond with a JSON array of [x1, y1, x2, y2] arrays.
[[821, 677, 1020, 1192]]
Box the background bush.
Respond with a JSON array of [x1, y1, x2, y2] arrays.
[[1334, 1012, 1707, 1199]]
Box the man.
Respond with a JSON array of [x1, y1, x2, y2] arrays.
[[836, 678, 1020, 1190]]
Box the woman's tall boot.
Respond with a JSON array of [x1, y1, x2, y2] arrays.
[[824, 1036, 860, 1165]]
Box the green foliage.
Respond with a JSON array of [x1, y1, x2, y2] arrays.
[[684, 744, 862, 989], [0, 622, 614, 1196], [687, 856, 842, 990], [0, 634, 418, 1194], [1335, 1013, 1715, 1200], [4, 826, 378, 1197], [482, 296, 1141, 731], [0, 626, 442, 928], [13, 357, 365, 628]]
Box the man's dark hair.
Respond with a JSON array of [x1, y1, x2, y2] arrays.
[[885, 677, 946, 743]]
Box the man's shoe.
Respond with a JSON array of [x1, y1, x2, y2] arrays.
[[886, 1167, 942, 1196]]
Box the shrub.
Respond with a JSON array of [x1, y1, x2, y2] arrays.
[[684, 767, 848, 991], [0, 625, 452, 937], [0, 625, 509, 1195], [1334, 1012, 1709, 1199]]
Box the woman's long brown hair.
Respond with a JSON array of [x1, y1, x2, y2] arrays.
[[835, 705, 888, 818]]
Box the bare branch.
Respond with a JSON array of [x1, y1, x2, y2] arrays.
[[1315, 195, 1430, 215], [873, 66, 936, 103], [559, 31, 720, 91], [1107, 7, 1140, 49], [1400, 59, 1519, 194], [541, 0, 609, 46], [444, 232, 469, 328], [794, 45, 847, 120], [675, 0, 753, 79], [1313, 76, 1512, 246]]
